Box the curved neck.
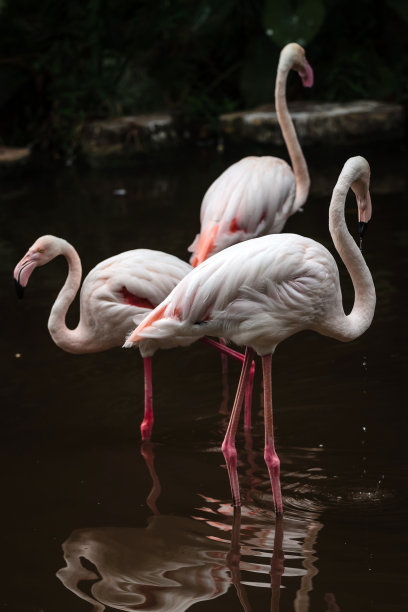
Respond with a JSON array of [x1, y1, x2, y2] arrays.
[[47, 241, 83, 351], [328, 177, 376, 342], [275, 65, 310, 213]]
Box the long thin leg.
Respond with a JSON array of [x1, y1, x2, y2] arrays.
[[222, 347, 255, 507], [141, 356, 153, 440], [219, 337, 229, 375], [262, 354, 283, 515], [201, 336, 255, 427], [200, 336, 246, 363], [244, 360, 255, 431]]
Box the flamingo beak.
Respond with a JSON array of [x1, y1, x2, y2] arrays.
[[357, 191, 372, 237], [13, 252, 38, 299], [15, 278, 25, 299], [358, 221, 369, 238], [298, 59, 314, 88]]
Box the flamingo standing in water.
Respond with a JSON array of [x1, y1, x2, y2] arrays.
[[13, 238, 193, 439], [125, 156, 376, 514], [188, 42, 314, 267]]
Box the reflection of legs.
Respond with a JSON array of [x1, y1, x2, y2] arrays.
[[227, 507, 252, 612], [141, 357, 153, 440], [270, 516, 284, 612], [140, 440, 162, 515], [294, 521, 323, 612], [222, 347, 255, 507], [262, 354, 283, 515]]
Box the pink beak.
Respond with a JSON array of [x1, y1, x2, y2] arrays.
[[299, 59, 314, 88], [13, 252, 38, 297]]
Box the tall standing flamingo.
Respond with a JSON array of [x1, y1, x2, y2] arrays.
[[188, 42, 314, 268], [125, 156, 376, 515], [13, 237, 193, 439]]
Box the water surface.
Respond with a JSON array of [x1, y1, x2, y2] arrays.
[[1, 142, 407, 611]]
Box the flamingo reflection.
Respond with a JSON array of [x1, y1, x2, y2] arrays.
[[57, 441, 335, 611]]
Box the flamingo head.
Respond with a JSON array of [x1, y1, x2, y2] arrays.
[[13, 235, 61, 298], [348, 156, 372, 237], [280, 42, 314, 88]]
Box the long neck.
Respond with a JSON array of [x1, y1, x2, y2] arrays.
[[275, 65, 310, 213], [328, 178, 376, 342], [47, 241, 83, 352]]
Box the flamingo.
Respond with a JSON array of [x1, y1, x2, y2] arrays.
[[13, 237, 194, 440], [125, 156, 376, 515], [188, 42, 314, 268]]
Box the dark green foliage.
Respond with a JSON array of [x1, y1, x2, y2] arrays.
[[0, 0, 406, 156]]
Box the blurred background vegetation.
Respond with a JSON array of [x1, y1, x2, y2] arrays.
[[0, 0, 407, 157]]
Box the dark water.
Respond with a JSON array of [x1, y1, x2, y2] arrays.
[[1, 142, 407, 611]]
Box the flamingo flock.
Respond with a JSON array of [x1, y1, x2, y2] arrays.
[[13, 43, 376, 515]]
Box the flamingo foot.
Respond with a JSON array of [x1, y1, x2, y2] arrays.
[[140, 417, 153, 441]]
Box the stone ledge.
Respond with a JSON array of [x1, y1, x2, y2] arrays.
[[220, 100, 405, 146], [0, 146, 30, 165], [81, 113, 179, 159], [0, 101, 405, 167]]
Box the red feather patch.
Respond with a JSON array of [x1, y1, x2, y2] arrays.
[[120, 287, 155, 309]]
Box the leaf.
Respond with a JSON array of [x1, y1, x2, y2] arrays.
[[263, 0, 325, 47], [386, 0, 408, 23]]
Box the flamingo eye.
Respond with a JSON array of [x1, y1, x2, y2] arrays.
[[38, 248, 45, 253]]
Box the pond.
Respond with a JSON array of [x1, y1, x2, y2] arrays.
[[1, 141, 407, 611]]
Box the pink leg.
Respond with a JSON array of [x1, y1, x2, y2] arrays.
[[244, 361, 255, 431], [219, 337, 229, 376], [200, 336, 245, 363], [201, 336, 255, 426], [141, 357, 153, 441], [262, 354, 283, 515], [222, 347, 255, 507]]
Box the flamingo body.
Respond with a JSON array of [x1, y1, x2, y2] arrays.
[[14, 236, 192, 354], [134, 234, 343, 358], [67, 248, 192, 353], [188, 157, 296, 263]]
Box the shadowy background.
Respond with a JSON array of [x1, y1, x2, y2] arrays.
[[0, 0, 407, 159]]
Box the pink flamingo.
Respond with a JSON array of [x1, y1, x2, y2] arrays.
[[125, 156, 376, 514], [189, 42, 314, 268], [13, 237, 194, 440]]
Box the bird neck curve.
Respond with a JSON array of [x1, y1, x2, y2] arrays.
[[47, 239, 83, 352], [275, 61, 310, 214], [328, 164, 376, 341]]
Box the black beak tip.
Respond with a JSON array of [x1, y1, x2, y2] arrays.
[[15, 279, 24, 299], [358, 221, 369, 238]]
